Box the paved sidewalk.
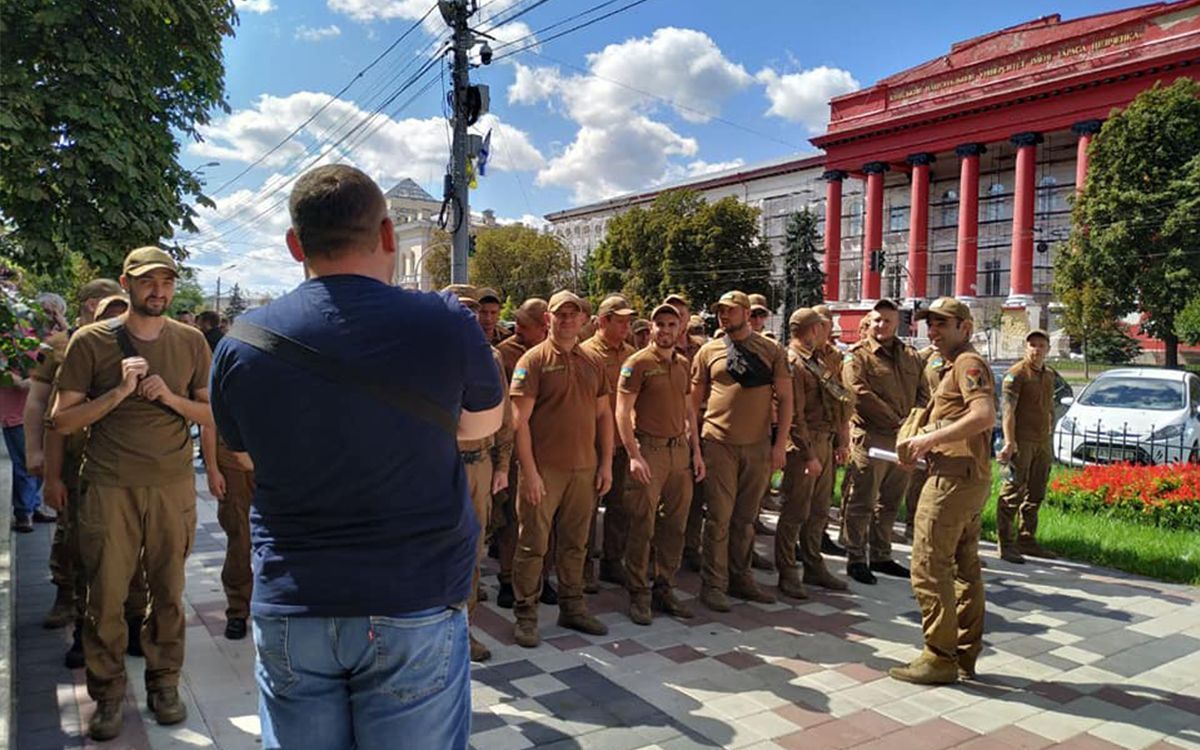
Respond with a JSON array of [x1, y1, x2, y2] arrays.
[[11, 475, 1200, 750]]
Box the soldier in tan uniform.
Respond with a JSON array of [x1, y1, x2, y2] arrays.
[[892, 297, 995, 685], [748, 293, 772, 335], [841, 299, 927, 584], [581, 295, 637, 588], [776, 308, 851, 597], [616, 303, 705, 624], [691, 290, 792, 611], [811, 305, 850, 557], [665, 294, 706, 571], [632, 318, 651, 349], [477, 287, 510, 346], [996, 329, 1057, 563], [510, 291, 613, 647], [903, 344, 940, 541], [494, 298, 553, 609]]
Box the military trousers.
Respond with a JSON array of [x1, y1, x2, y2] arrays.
[[78, 478, 196, 701], [910, 472, 989, 665], [843, 433, 911, 565], [513, 466, 596, 623], [996, 440, 1052, 550], [217, 465, 255, 620], [463, 452, 493, 621], [624, 439, 692, 598], [775, 433, 835, 575], [700, 438, 770, 592], [585, 447, 629, 578]]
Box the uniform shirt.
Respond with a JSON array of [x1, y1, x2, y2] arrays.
[[819, 342, 852, 448], [927, 343, 994, 478], [30, 329, 87, 463], [582, 334, 635, 415], [618, 346, 690, 439], [510, 338, 609, 471], [790, 341, 857, 458], [842, 336, 927, 438], [1003, 358, 1056, 443], [57, 318, 211, 487], [497, 336, 527, 382], [691, 332, 789, 445], [458, 348, 515, 473], [487, 327, 510, 347], [209, 276, 502, 618]]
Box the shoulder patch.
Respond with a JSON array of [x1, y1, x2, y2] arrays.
[[964, 366, 984, 391], [1003, 373, 1015, 384], [928, 357, 943, 369], [513, 367, 527, 382], [843, 353, 854, 363], [620, 365, 633, 379]]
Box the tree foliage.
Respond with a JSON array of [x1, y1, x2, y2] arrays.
[[426, 225, 572, 306], [225, 282, 247, 319], [1055, 78, 1200, 368], [1177, 294, 1200, 346], [0, 1, 239, 275], [781, 208, 825, 312], [587, 189, 772, 311], [169, 271, 206, 316]]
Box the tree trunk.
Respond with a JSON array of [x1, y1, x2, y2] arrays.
[[1164, 330, 1179, 369]]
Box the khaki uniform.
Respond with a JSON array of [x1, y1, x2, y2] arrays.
[[776, 342, 850, 576], [581, 335, 635, 575], [493, 336, 529, 584], [619, 347, 692, 600], [841, 337, 927, 565], [909, 344, 993, 665], [488, 327, 511, 347], [57, 319, 210, 701], [691, 333, 787, 592], [681, 335, 709, 556], [903, 345, 940, 532], [996, 358, 1055, 551], [510, 339, 608, 623], [461, 348, 513, 620], [214, 438, 254, 620]]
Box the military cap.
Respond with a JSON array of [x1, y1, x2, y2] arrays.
[[122, 246, 178, 278], [476, 287, 502, 304], [650, 303, 680, 320], [915, 297, 973, 322], [872, 298, 900, 312], [688, 314, 706, 331], [1026, 328, 1050, 343], [548, 290, 586, 313], [788, 307, 821, 330], [813, 304, 832, 321], [631, 318, 650, 333], [78, 278, 124, 302], [94, 295, 129, 319], [598, 295, 636, 317], [712, 290, 751, 312], [663, 293, 689, 308], [748, 293, 771, 314]]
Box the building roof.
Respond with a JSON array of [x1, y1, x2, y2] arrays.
[[544, 152, 826, 222], [385, 178, 438, 203]]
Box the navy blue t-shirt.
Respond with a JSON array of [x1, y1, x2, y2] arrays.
[[208, 275, 502, 617]]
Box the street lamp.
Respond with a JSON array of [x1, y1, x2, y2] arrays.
[[215, 261, 239, 315]]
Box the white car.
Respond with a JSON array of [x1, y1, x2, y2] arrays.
[[1054, 368, 1200, 466]]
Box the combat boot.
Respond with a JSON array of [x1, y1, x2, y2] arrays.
[[803, 567, 850, 591], [700, 587, 732, 613], [652, 587, 694, 619], [729, 578, 776, 604], [998, 545, 1026, 564], [514, 619, 540, 648], [147, 686, 187, 725], [751, 550, 776, 571], [777, 569, 808, 600], [888, 654, 959, 685], [88, 699, 124, 741], [681, 547, 702, 572], [1020, 540, 1058, 559], [628, 594, 652, 626], [598, 559, 627, 587], [557, 610, 608, 636], [469, 634, 492, 662], [957, 651, 978, 680]]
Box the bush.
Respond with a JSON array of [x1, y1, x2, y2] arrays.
[[1048, 463, 1200, 532]]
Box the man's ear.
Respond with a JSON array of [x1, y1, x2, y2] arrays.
[[119, 275, 130, 291], [379, 216, 396, 256], [285, 228, 305, 262]]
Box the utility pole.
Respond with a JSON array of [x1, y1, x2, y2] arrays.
[[441, 0, 491, 284]]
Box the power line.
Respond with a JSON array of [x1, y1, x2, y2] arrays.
[[479, 0, 555, 33], [489, 0, 628, 53], [491, 0, 657, 62]]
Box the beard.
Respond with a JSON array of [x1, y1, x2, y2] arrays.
[[131, 297, 168, 317]]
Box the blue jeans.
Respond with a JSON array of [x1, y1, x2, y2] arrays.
[[3, 425, 42, 517], [253, 607, 471, 750]]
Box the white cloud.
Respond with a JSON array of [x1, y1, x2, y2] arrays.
[[508, 28, 753, 205], [295, 24, 342, 42], [326, 0, 427, 22], [686, 159, 745, 177], [235, 0, 276, 13], [326, 0, 533, 52], [756, 65, 859, 133], [495, 214, 550, 230]]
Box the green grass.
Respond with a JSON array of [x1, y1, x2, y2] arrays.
[[827, 463, 1200, 585]]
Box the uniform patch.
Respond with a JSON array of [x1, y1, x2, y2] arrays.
[[543, 364, 565, 373], [928, 357, 943, 369], [843, 353, 854, 363], [1003, 373, 1015, 384], [965, 366, 984, 391], [513, 367, 527, 382], [620, 365, 633, 379]]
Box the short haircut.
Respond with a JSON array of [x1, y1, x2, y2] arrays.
[[288, 164, 387, 258], [197, 310, 221, 328]]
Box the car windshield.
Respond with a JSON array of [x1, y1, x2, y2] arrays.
[[1078, 377, 1184, 411]]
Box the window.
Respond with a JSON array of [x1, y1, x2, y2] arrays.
[[984, 182, 1006, 222], [940, 190, 958, 228], [983, 259, 1002, 297], [888, 206, 908, 233], [886, 264, 904, 299], [935, 262, 954, 297], [1037, 175, 1060, 215], [848, 199, 863, 236]]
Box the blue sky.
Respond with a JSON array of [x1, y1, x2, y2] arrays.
[[183, 0, 1129, 294]]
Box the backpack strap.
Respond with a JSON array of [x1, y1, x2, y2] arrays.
[[227, 319, 457, 439], [107, 318, 179, 417]]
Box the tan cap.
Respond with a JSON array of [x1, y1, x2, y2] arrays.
[[598, 295, 636, 317], [813, 304, 832, 320], [548, 290, 586, 313], [748, 293, 770, 314], [872, 298, 900, 312], [650, 303, 680, 320], [476, 287, 502, 304], [122, 246, 178, 277], [441, 283, 477, 299], [94, 294, 129, 319], [915, 297, 973, 322], [1026, 328, 1050, 342], [712, 290, 751, 312], [631, 318, 650, 333], [663, 293, 689, 308], [788, 307, 821, 329], [78, 278, 123, 302], [514, 298, 548, 327], [688, 314, 706, 330]]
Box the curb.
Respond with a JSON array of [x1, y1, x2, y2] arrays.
[[1, 440, 15, 750]]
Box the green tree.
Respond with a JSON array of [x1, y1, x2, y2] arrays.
[[780, 208, 825, 316], [468, 224, 572, 304], [169, 270, 206, 316], [225, 282, 247, 319], [0, 1, 239, 275], [1055, 78, 1200, 369], [1177, 294, 1200, 346]]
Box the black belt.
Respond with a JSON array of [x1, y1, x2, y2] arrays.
[[459, 450, 484, 465], [636, 433, 687, 448]]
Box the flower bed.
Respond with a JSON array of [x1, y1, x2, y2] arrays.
[[1048, 463, 1200, 532]]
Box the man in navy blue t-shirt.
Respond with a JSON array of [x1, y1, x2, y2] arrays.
[[209, 165, 503, 750]]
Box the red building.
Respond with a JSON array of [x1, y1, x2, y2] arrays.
[[811, 0, 1200, 352]]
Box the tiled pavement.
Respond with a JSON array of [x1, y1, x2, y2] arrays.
[[11, 474, 1200, 750]]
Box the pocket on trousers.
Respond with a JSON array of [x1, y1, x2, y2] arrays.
[[370, 608, 462, 706], [253, 617, 299, 696]]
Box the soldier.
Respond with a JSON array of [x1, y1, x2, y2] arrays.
[[631, 318, 651, 349], [691, 290, 792, 611], [494, 298, 554, 609], [748, 293, 772, 335], [616, 303, 705, 624], [477, 287, 509, 346], [904, 343, 940, 541], [51, 248, 213, 739], [688, 314, 707, 339], [996, 329, 1057, 563], [509, 291, 613, 647], [776, 308, 851, 597], [581, 295, 637, 589], [892, 297, 995, 685], [841, 299, 926, 584], [667, 295, 708, 573], [812, 304, 850, 557]]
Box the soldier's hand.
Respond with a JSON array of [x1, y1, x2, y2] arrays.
[[138, 374, 173, 404], [44, 477, 68, 511], [770, 443, 787, 473], [693, 452, 707, 482], [522, 470, 546, 506], [595, 464, 613, 496], [629, 455, 653, 485], [26, 449, 44, 478], [804, 457, 822, 476], [207, 467, 227, 500], [998, 442, 1016, 464], [833, 446, 849, 466], [902, 434, 936, 465], [491, 469, 509, 495], [120, 357, 149, 395]]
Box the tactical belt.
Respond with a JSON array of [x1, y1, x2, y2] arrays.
[[459, 449, 485, 465], [926, 454, 975, 478], [636, 433, 687, 448]]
